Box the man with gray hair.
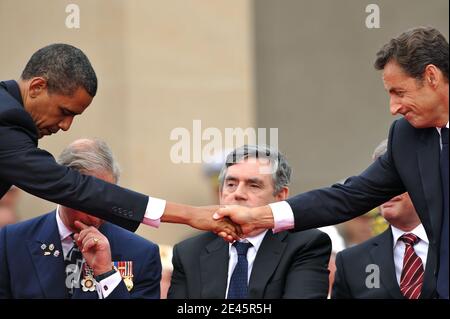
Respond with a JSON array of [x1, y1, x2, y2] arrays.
[[0, 138, 162, 299], [168, 145, 331, 299]]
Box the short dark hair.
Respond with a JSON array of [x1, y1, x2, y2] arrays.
[[21, 43, 97, 97], [374, 26, 449, 82]]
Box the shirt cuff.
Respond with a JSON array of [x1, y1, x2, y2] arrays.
[[142, 196, 166, 228], [269, 201, 295, 233], [96, 271, 123, 299]]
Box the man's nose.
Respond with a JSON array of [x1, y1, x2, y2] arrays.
[[389, 97, 402, 115], [233, 183, 248, 201], [59, 116, 74, 131]]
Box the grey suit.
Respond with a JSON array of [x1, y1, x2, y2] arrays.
[[332, 228, 436, 299], [168, 229, 331, 299]]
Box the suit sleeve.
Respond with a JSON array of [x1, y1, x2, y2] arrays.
[[282, 231, 331, 298], [127, 243, 162, 299], [0, 107, 147, 232], [287, 120, 405, 231], [331, 252, 352, 299], [167, 244, 188, 299], [0, 227, 12, 298]]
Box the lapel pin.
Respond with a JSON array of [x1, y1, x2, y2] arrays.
[[40, 244, 47, 250], [44, 251, 51, 256], [53, 250, 60, 257], [49, 244, 55, 251]]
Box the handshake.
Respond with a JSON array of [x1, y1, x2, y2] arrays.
[[170, 204, 276, 242]]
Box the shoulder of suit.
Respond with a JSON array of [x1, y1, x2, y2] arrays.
[[0, 95, 37, 140], [101, 222, 159, 250], [391, 117, 420, 136], [173, 232, 217, 250], [0, 86, 25, 114], [337, 229, 390, 260], [0, 212, 53, 240], [283, 228, 330, 242]]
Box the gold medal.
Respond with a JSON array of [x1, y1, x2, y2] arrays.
[[81, 276, 95, 292], [113, 261, 134, 291], [81, 263, 96, 292], [124, 277, 134, 291]]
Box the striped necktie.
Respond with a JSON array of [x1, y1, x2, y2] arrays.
[[399, 233, 424, 299]]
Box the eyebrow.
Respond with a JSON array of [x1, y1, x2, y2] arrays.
[[387, 86, 406, 94], [225, 176, 264, 184], [61, 106, 81, 116]]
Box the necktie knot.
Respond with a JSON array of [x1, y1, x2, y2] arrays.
[[441, 127, 448, 145], [233, 241, 252, 256], [400, 233, 420, 246]]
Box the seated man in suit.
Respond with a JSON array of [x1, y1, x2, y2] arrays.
[[0, 138, 161, 299], [168, 145, 331, 299], [332, 139, 434, 299]]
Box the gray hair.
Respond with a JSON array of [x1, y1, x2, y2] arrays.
[[218, 144, 291, 195], [21, 43, 97, 97], [57, 138, 120, 183], [372, 139, 388, 161]]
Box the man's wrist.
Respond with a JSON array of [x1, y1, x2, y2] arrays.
[[252, 205, 274, 229], [94, 267, 117, 281]]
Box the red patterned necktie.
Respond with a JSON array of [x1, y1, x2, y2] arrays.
[[399, 233, 424, 299]]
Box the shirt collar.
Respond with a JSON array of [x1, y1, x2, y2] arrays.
[[55, 205, 73, 242], [391, 223, 429, 248], [436, 121, 449, 134], [230, 230, 268, 253]]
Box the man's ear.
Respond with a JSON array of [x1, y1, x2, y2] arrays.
[[275, 187, 289, 201], [28, 77, 48, 98], [423, 64, 442, 89]]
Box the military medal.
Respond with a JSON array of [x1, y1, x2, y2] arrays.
[[81, 263, 96, 292], [114, 261, 134, 291]]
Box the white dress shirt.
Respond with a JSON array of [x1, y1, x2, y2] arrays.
[[56, 207, 122, 298], [225, 230, 268, 298], [391, 224, 429, 284], [142, 197, 166, 227], [436, 121, 449, 149]]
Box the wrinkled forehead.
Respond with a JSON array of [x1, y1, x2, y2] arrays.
[[226, 158, 275, 181]]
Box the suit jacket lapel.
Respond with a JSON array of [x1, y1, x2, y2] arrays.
[[27, 212, 67, 298], [369, 229, 404, 299], [200, 237, 229, 298], [416, 128, 442, 245], [248, 231, 287, 298]]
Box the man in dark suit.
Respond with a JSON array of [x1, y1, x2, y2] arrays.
[[215, 26, 449, 298], [0, 139, 161, 298], [168, 145, 331, 299], [0, 43, 238, 242], [332, 139, 435, 299]]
